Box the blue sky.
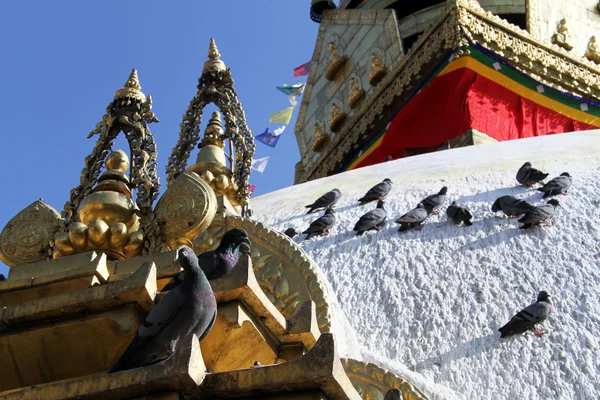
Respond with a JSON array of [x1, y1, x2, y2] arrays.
[[0, 1, 319, 274]]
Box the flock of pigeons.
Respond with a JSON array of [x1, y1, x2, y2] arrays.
[[286, 161, 572, 241], [286, 161, 571, 339]]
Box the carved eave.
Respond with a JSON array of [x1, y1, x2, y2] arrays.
[[300, 0, 600, 182]]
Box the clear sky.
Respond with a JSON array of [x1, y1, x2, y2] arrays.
[[0, 1, 320, 274]]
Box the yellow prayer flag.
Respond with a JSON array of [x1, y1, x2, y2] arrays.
[[269, 106, 295, 124]]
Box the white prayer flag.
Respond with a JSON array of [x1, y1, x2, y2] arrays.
[[251, 157, 270, 173], [273, 126, 286, 137]]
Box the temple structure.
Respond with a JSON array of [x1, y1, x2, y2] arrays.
[[294, 0, 600, 183], [0, 40, 427, 399]]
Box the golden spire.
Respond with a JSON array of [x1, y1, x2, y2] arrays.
[[114, 68, 146, 101], [201, 111, 225, 148], [203, 38, 226, 73], [208, 38, 221, 60]]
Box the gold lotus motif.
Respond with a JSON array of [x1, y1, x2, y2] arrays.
[[0, 200, 61, 267]]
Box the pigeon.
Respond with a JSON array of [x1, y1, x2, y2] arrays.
[[446, 201, 473, 226], [162, 228, 251, 291], [0, 274, 6, 281], [353, 200, 387, 236], [110, 247, 217, 372], [238, 242, 252, 256], [385, 156, 393, 162], [284, 227, 299, 238], [499, 291, 552, 338], [518, 199, 560, 229], [358, 179, 393, 205], [538, 173, 572, 198], [420, 186, 448, 215], [384, 389, 401, 400], [516, 162, 549, 187], [396, 203, 428, 232], [491, 195, 535, 218], [303, 208, 336, 240], [305, 188, 341, 214]]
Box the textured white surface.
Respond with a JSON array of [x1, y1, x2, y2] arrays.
[[251, 131, 600, 400]]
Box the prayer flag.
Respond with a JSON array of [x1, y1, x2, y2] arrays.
[[256, 127, 281, 148], [251, 157, 270, 173], [248, 185, 256, 197], [293, 61, 311, 77], [269, 107, 295, 124], [276, 83, 306, 105]]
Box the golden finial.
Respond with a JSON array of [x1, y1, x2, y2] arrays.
[[201, 111, 225, 149], [208, 38, 221, 60], [204, 38, 226, 73], [114, 68, 146, 101]]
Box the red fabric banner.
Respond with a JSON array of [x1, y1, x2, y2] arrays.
[[355, 68, 596, 169]]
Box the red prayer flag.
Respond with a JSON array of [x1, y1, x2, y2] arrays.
[[293, 61, 311, 77], [248, 185, 256, 197]]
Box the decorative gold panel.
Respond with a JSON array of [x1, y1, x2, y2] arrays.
[[342, 358, 428, 400], [0, 200, 61, 267], [155, 171, 218, 250], [193, 216, 332, 333]]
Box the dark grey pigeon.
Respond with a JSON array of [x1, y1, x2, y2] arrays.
[[284, 227, 299, 238], [305, 188, 341, 214], [110, 247, 217, 372], [518, 199, 560, 229], [238, 242, 252, 257], [0, 274, 6, 281], [446, 201, 473, 226], [384, 389, 401, 400], [516, 162, 549, 187], [162, 228, 251, 291], [491, 195, 534, 218], [499, 291, 552, 338], [396, 203, 428, 232], [358, 179, 392, 205], [420, 186, 448, 215], [538, 172, 572, 198], [303, 208, 336, 240], [353, 200, 387, 236]]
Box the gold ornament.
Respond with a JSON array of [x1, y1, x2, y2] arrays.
[[166, 39, 254, 215], [155, 171, 218, 251], [325, 42, 347, 81], [586, 36, 600, 64], [0, 200, 61, 267], [312, 122, 330, 152], [348, 78, 365, 109], [54, 151, 145, 260], [552, 18, 574, 51], [66, 68, 160, 255], [329, 103, 346, 133], [368, 53, 388, 86]]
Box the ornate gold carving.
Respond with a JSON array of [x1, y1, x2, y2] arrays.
[[54, 151, 146, 260], [312, 122, 330, 152], [552, 18, 574, 51], [299, 0, 600, 182], [368, 53, 388, 86], [166, 39, 255, 215], [325, 42, 347, 81], [64, 69, 160, 255], [193, 216, 332, 333], [342, 359, 428, 400], [348, 78, 365, 109], [0, 200, 61, 267], [155, 171, 217, 251], [329, 103, 346, 132], [586, 36, 600, 64]]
